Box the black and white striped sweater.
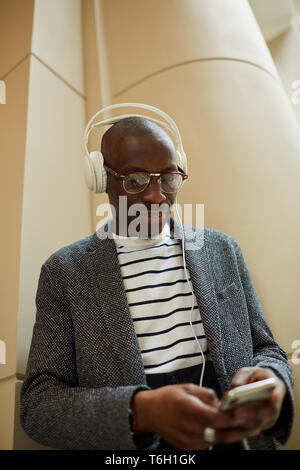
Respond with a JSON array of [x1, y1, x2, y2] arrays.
[[112, 223, 209, 376]]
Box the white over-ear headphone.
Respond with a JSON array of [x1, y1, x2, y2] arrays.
[[83, 102, 188, 194]]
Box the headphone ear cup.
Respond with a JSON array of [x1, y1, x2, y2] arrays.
[[176, 149, 188, 175], [84, 151, 107, 193], [84, 154, 96, 191]]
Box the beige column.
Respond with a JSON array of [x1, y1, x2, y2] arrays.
[[1, 0, 297, 450], [0, 0, 91, 449], [268, 10, 300, 125], [95, 0, 300, 350], [84, 0, 300, 448], [0, 0, 35, 450]]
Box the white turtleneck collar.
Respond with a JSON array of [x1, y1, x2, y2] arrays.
[[111, 222, 172, 248]]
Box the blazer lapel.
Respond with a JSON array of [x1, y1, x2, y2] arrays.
[[84, 217, 227, 391], [180, 222, 228, 391], [85, 218, 147, 386]]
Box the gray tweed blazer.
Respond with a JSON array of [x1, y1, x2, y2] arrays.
[[20, 217, 294, 450]]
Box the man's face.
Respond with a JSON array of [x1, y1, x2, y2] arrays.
[[105, 134, 179, 237]]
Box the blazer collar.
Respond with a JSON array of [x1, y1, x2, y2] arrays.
[[84, 217, 227, 390]]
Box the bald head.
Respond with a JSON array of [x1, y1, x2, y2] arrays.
[[101, 116, 176, 167]]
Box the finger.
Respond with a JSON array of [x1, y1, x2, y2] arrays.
[[245, 368, 283, 393], [229, 368, 255, 389], [208, 401, 274, 432], [233, 402, 277, 429], [269, 382, 286, 404], [180, 392, 230, 430], [209, 408, 238, 429], [269, 388, 281, 405], [247, 369, 271, 383], [205, 426, 262, 445], [181, 384, 220, 407], [184, 396, 220, 427], [230, 366, 277, 389]]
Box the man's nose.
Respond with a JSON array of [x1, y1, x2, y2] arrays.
[[141, 177, 167, 204]]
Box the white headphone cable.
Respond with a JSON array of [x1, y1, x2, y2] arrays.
[[174, 199, 213, 451], [174, 200, 250, 451], [174, 199, 206, 387]]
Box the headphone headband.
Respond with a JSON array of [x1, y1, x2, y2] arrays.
[[85, 103, 182, 143], [83, 102, 187, 193], [84, 113, 179, 158]]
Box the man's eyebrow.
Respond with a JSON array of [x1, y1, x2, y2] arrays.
[[124, 165, 177, 172]]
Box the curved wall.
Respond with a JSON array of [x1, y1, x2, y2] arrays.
[[93, 0, 300, 352], [87, 0, 300, 448]]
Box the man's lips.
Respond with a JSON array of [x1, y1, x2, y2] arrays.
[[141, 210, 168, 220]]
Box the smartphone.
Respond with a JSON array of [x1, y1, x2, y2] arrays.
[[220, 377, 277, 411]]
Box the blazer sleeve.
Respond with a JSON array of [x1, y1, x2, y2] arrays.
[[20, 262, 161, 450], [231, 237, 295, 446]]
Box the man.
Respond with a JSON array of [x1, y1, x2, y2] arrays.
[[20, 117, 294, 450]]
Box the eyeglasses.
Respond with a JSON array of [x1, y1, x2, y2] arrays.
[[104, 164, 188, 194]]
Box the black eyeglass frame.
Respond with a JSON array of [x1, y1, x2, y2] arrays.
[[103, 164, 188, 194]]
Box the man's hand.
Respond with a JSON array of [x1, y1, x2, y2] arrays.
[[131, 367, 287, 449], [204, 366, 287, 446], [131, 383, 222, 450], [225, 367, 287, 435]]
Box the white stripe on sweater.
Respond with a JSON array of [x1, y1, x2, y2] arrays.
[[112, 223, 209, 374]]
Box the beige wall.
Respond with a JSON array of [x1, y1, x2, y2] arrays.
[[0, 0, 34, 79], [91, 0, 300, 348], [82, 0, 106, 225], [0, 377, 17, 450], [268, 24, 300, 126], [265, 15, 300, 452], [0, 0, 91, 450], [285, 360, 300, 450], [0, 0, 35, 449], [86, 0, 299, 448], [15, 0, 91, 375], [0, 0, 298, 450]]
